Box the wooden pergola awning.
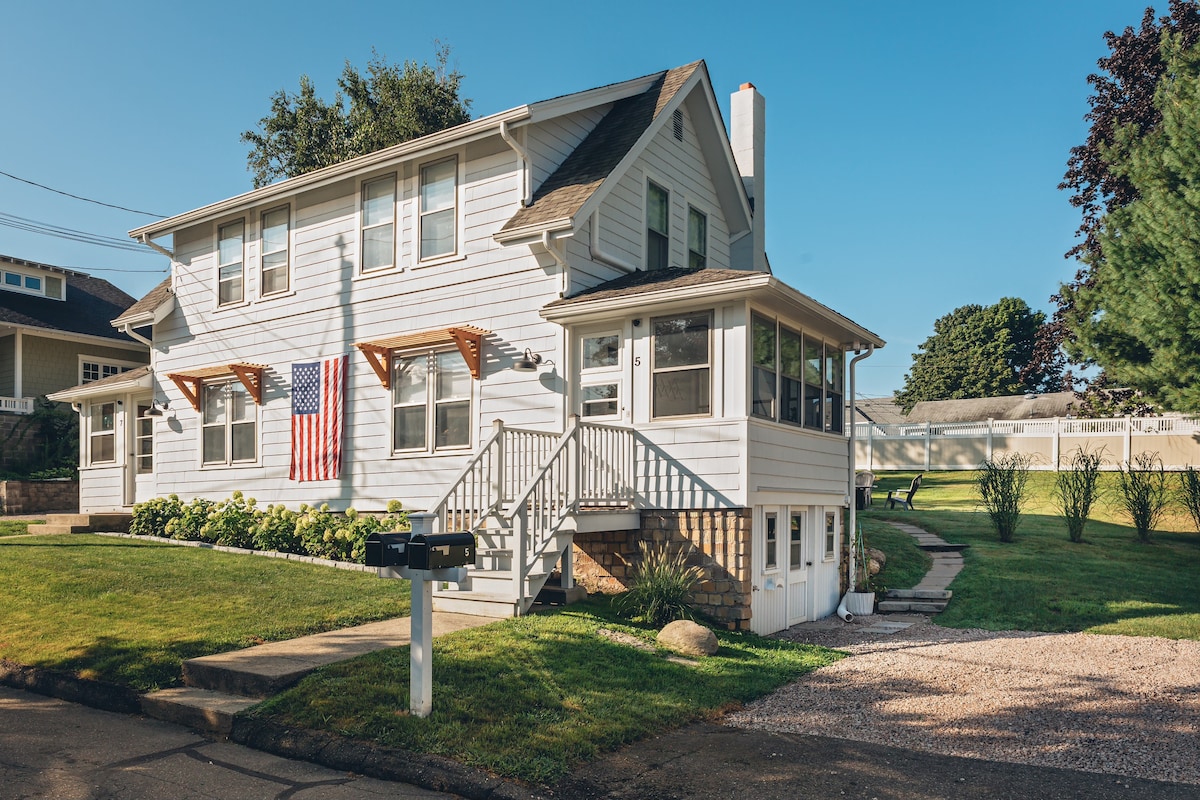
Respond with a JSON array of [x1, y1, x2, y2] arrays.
[[166, 363, 267, 411], [355, 325, 489, 389]]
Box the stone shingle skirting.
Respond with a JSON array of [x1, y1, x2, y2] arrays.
[[0, 479, 79, 514], [572, 509, 753, 631]]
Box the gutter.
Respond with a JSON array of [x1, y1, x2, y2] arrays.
[[541, 231, 570, 297], [588, 211, 638, 273], [499, 121, 532, 207]]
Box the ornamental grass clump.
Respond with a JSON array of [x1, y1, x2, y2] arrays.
[[616, 541, 705, 627], [1117, 451, 1170, 543], [977, 452, 1031, 543], [1055, 448, 1105, 543], [1178, 466, 1200, 533]]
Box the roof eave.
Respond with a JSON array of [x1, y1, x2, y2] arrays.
[[130, 108, 532, 241], [47, 370, 154, 402], [493, 218, 575, 245]]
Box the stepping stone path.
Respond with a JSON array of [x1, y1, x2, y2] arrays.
[[876, 521, 966, 614]]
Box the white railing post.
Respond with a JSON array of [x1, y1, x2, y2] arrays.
[[513, 506, 528, 610], [986, 418, 994, 462], [924, 422, 932, 471], [491, 419, 505, 506], [1124, 416, 1132, 465], [1052, 417, 1061, 471]]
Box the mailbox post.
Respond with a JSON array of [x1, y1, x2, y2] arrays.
[[364, 512, 475, 717]]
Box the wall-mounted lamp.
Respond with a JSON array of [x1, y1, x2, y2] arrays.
[[143, 399, 170, 418], [512, 349, 555, 373]]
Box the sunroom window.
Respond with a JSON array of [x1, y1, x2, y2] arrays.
[[652, 311, 711, 418], [752, 314, 776, 418]]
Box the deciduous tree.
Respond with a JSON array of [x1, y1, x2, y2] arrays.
[[242, 45, 471, 188]]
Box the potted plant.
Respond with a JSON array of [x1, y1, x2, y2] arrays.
[[842, 523, 876, 616]]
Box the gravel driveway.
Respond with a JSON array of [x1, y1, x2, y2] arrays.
[[725, 617, 1200, 787]]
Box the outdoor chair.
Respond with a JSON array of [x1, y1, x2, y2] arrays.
[[855, 470, 875, 509], [885, 474, 923, 510]]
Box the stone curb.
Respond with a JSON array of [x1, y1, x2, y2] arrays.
[[229, 716, 538, 800], [0, 659, 141, 715]]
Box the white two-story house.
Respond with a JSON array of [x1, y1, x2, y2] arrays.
[[52, 61, 883, 634]]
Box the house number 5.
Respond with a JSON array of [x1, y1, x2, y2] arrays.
[[634, 356, 642, 366]]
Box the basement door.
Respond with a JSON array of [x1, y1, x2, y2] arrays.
[[753, 507, 817, 634], [785, 510, 813, 627]]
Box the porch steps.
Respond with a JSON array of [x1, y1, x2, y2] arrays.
[[140, 613, 495, 736], [877, 589, 953, 614], [39, 512, 132, 535]]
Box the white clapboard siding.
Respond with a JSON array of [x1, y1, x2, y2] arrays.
[[635, 420, 746, 509], [526, 106, 609, 187], [746, 420, 850, 501], [78, 466, 125, 512]]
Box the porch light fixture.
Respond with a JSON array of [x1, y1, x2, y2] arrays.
[[143, 399, 169, 417], [512, 349, 554, 373]]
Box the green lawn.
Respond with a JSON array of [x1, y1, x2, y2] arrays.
[[863, 470, 1200, 639], [251, 598, 840, 784], [0, 520, 37, 537], [0, 534, 410, 691]]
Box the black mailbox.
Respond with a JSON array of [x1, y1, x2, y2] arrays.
[[407, 532, 476, 570], [365, 532, 411, 567]]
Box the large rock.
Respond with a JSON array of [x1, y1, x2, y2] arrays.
[[657, 620, 718, 656]]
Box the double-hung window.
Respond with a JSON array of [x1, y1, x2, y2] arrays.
[[651, 311, 711, 418], [202, 380, 256, 465], [580, 332, 621, 418], [392, 350, 471, 452], [646, 180, 669, 270], [361, 175, 396, 272], [260, 206, 290, 295], [751, 314, 776, 418], [419, 157, 457, 261], [88, 402, 116, 465], [687, 206, 707, 268], [217, 220, 245, 306]]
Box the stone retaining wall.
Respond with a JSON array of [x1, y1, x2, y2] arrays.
[[572, 509, 754, 631], [0, 479, 79, 514]]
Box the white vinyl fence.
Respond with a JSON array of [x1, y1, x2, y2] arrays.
[[855, 416, 1200, 472]]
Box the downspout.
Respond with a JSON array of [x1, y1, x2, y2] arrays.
[[138, 234, 174, 260], [541, 231, 570, 298], [589, 211, 638, 273], [120, 323, 153, 348], [499, 121, 532, 207], [839, 342, 875, 622]]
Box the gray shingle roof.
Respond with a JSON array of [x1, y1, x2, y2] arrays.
[[545, 266, 754, 308], [905, 392, 1080, 423], [499, 61, 703, 236], [0, 259, 139, 341], [112, 277, 173, 325]]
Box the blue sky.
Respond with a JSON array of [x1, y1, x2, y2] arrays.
[[0, 0, 1155, 397]]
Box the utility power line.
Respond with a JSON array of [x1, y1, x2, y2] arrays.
[[0, 211, 150, 253], [0, 169, 166, 217]]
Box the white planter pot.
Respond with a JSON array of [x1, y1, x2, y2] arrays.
[[845, 591, 875, 616]]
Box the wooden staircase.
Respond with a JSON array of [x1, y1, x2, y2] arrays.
[[426, 417, 639, 618]]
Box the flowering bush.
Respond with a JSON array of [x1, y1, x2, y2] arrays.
[[130, 494, 409, 564]]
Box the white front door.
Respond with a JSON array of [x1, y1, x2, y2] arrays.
[[131, 397, 155, 505], [786, 510, 812, 626]]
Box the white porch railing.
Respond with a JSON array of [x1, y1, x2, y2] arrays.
[[0, 397, 34, 415]]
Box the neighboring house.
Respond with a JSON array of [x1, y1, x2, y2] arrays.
[[904, 392, 1080, 424], [50, 62, 883, 634], [853, 396, 906, 425], [0, 255, 149, 412]]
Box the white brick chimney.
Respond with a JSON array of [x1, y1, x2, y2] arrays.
[[730, 82, 767, 272]]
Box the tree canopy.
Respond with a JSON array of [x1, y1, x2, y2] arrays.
[[241, 45, 471, 188], [894, 298, 1063, 412], [1061, 35, 1200, 412]]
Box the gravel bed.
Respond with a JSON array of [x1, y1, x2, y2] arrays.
[[726, 616, 1200, 786]]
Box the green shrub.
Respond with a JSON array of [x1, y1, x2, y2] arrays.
[[1179, 466, 1200, 533], [616, 541, 704, 627], [1117, 452, 1170, 543], [1055, 448, 1105, 543], [202, 491, 260, 549], [129, 494, 184, 538], [166, 497, 217, 541], [977, 452, 1032, 543], [252, 504, 303, 553]]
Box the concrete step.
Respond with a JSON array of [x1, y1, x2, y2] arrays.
[[884, 589, 952, 601], [141, 687, 259, 736], [535, 583, 587, 606], [37, 525, 86, 535], [43, 513, 132, 534], [878, 599, 949, 614], [431, 592, 521, 618], [917, 543, 970, 553]]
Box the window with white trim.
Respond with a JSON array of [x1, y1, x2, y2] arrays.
[[260, 206, 290, 295], [135, 404, 153, 474], [804, 337, 824, 431], [687, 206, 707, 268], [824, 511, 838, 560], [651, 311, 711, 418], [751, 313, 776, 419], [361, 175, 396, 272], [750, 315, 844, 434], [646, 180, 669, 270], [392, 349, 471, 452], [80, 359, 138, 383], [217, 220, 245, 306], [825, 347, 845, 434], [88, 402, 116, 465], [3, 269, 63, 299], [202, 380, 256, 465], [580, 332, 621, 418], [419, 157, 457, 260]]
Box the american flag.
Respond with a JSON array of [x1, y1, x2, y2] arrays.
[[290, 355, 348, 481]]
